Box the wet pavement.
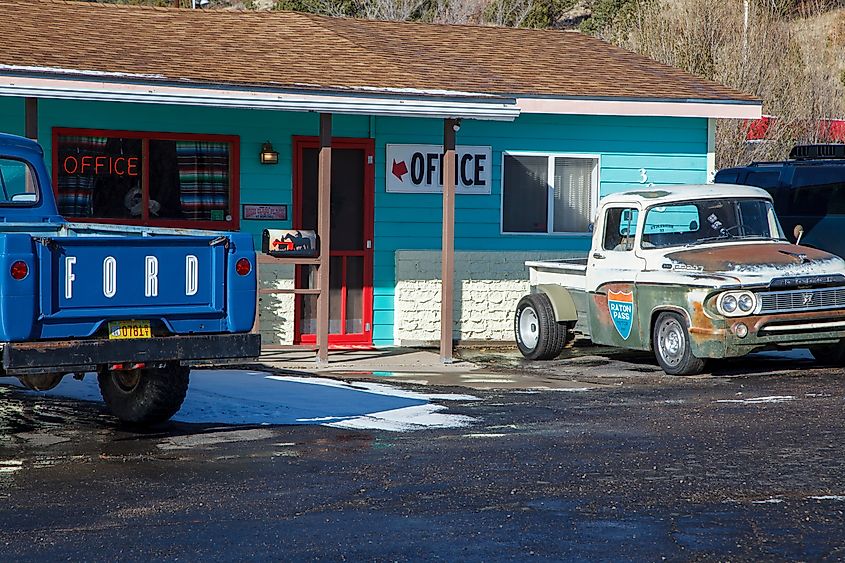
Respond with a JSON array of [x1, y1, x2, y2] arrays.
[[1, 347, 845, 560]]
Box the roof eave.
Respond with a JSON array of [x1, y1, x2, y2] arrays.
[[0, 72, 521, 121], [516, 96, 762, 119]]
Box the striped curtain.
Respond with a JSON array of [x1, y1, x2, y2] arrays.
[[176, 141, 229, 220], [553, 157, 594, 232], [57, 135, 108, 217]]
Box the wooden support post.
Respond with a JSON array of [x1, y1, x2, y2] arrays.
[[441, 118, 458, 363], [24, 98, 37, 141], [316, 113, 332, 366]]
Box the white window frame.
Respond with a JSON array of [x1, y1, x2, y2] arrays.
[[499, 151, 601, 236]]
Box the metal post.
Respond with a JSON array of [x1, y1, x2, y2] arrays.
[[441, 118, 458, 363], [316, 113, 332, 366], [24, 98, 37, 141]]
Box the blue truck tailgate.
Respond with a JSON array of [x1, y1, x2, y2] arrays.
[[18, 233, 256, 340]]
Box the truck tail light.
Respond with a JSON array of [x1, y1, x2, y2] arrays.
[[235, 258, 251, 276], [10, 261, 28, 280]]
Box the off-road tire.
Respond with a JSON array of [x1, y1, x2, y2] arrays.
[[514, 293, 567, 361], [98, 363, 190, 425], [809, 342, 845, 365], [652, 311, 706, 376]]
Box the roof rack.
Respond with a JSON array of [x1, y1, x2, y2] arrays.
[[789, 144, 845, 160]]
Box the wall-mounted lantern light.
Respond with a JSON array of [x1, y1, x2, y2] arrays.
[[260, 141, 279, 165]]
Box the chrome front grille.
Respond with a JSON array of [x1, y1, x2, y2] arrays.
[[758, 286, 845, 314]]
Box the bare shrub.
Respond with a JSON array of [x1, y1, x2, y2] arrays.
[[609, 0, 845, 167]]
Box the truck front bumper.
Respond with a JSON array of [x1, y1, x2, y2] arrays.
[[2, 333, 261, 375], [690, 310, 845, 358]]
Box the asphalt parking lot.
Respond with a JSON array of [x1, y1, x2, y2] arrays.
[[1, 347, 844, 561]]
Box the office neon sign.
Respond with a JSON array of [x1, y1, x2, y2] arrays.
[[62, 155, 140, 177]]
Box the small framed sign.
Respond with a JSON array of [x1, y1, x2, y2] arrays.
[[242, 204, 288, 221]]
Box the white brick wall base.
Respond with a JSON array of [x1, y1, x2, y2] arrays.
[[256, 250, 585, 346], [395, 250, 584, 345], [257, 262, 295, 346]]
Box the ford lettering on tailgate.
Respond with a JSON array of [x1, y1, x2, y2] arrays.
[[42, 238, 225, 316]]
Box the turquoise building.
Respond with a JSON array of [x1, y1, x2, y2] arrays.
[[0, 1, 761, 349]]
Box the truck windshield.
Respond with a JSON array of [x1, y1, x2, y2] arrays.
[[641, 198, 785, 249], [0, 158, 38, 205]]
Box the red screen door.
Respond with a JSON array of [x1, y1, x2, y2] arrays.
[[293, 137, 374, 346]]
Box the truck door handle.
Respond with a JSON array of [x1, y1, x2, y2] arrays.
[[592, 252, 606, 260]]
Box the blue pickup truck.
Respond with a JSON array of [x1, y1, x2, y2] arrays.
[[0, 133, 260, 425]]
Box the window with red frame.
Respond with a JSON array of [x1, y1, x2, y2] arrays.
[[53, 129, 239, 229]]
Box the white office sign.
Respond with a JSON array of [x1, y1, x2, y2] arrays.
[[386, 144, 492, 194]]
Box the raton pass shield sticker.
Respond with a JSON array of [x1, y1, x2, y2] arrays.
[[608, 290, 634, 339]]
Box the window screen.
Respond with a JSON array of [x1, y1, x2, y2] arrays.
[[553, 157, 593, 232], [502, 153, 596, 234], [502, 155, 548, 233]]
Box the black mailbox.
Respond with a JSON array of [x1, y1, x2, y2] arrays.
[[262, 229, 319, 258]]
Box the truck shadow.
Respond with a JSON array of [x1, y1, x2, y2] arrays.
[[588, 348, 822, 378], [465, 343, 827, 380]]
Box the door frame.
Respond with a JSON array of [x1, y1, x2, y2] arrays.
[[291, 136, 375, 347]]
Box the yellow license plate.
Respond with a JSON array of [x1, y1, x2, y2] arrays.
[[108, 320, 151, 340]]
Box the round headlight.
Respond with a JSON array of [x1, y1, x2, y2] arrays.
[[722, 294, 738, 313], [738, 293, 754, 312]]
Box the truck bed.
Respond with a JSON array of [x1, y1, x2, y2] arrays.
[[526, 258, 588, 291]]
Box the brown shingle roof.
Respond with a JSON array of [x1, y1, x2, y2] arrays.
[[0, 0, 757, 103]]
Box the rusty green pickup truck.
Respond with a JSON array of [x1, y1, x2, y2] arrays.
[[514, 184, 845, 375]]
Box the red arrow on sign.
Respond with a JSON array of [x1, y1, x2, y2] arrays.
[[392, 159, 408, 182]]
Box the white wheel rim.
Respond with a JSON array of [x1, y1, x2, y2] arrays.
[[519, 306, 540, 350], [658, 317, 685, 367]]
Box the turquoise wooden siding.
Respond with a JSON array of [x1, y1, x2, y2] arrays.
[[0, 97, 25, 136], [370, 113, 707, 344], [0, 98, 708, 347]]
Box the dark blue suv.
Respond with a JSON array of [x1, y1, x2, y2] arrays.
[[715, 144, 845, 258]]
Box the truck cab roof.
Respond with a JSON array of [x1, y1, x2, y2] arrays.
[[601, 184, 772, 207], [0, 132, 44, 155]]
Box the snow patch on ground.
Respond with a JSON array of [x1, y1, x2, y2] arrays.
[[809, 495, 845, 501], [316, 404, 474, 432], [12, 370, 477, 432], [0, 460, 23, 475], [715, 395, 796, 404], [752, 498, 785, 504], [265, 375, 479, 402]]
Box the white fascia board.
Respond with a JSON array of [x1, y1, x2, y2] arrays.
[[517, 97, 762, 119], [0, 74, 520, 121]]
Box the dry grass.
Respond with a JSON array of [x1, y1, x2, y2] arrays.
[[607, 0, 845, 167]]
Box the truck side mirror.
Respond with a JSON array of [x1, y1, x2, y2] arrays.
[[793, 224, 804, 245]]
